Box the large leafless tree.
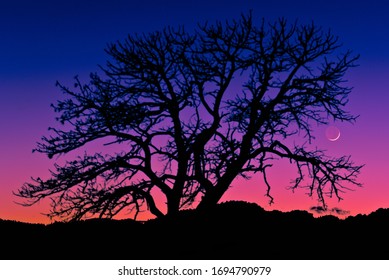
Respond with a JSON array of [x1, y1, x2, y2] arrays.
[[16, 13, 363, 221]]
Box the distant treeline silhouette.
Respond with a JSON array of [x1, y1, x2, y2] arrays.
[[1, 201, 387, 260]]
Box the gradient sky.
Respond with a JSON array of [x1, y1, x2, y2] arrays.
[[1, 0, 388, 224]]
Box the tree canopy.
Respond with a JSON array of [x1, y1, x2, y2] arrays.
[[16, 13, 363, 221]]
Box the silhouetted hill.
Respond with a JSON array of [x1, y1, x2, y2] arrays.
[[1, 202, 388, 260]]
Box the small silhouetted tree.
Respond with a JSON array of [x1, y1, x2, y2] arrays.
[[16, 13, 363, 221]]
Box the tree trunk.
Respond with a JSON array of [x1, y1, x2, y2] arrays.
[[196, 183, 229, 213], [166, 193, 181, 217], [196, 192, 219, 213], [196, 163, 244, 212]]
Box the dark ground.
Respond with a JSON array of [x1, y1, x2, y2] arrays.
[[1, 201, 387, 260]]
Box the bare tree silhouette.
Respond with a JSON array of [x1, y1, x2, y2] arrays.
[[16, 13, 363, 221]]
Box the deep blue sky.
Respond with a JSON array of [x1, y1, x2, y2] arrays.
[[1, 0, 388, 80], [1, 0, 389, 223]]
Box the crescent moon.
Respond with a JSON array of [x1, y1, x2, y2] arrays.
[[325, 126, 341, 142], [329, 131, 340, 141]]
